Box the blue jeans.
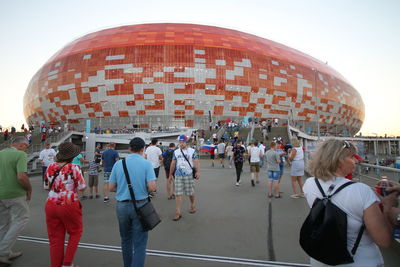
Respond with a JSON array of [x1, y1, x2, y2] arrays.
[[116, 201, 148, 267]]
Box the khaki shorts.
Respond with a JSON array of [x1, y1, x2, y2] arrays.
[[89, 175, 99, 187], [175, 175, 194, 196], [250, 162, 260, 173]]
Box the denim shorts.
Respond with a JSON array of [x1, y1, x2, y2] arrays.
[[268, 171, 280, 181], [279, 163, 284, 176]]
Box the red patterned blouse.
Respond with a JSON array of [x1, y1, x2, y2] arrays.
[[44, 162, 86, 204]]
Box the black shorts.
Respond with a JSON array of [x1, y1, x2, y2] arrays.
[[210, 154, 215, 159], [219, 153, 225, 159], [154, 167, 160, 178]]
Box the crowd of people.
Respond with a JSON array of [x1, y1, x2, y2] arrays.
[[1, 133, 400, 267], [0, 123, 65, 144], [201, 135, 308, 200]]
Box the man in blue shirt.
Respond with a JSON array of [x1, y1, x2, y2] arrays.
[[109, 137, 156, 267], [101, 142, 119, 203]]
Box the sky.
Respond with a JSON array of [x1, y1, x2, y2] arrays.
[[0, 0, 399, 136]]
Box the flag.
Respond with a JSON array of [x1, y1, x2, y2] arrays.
[[201, 144, 215, 153]]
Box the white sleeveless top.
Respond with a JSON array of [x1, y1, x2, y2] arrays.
[[293, 146, 304, 161]]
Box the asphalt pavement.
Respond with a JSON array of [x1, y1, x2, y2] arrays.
[[3, 159, 400, 267]]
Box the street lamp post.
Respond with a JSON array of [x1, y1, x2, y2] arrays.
[[312, 68, 321, 139]]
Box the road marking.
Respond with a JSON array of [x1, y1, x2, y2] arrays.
[[267, 200, 276, 261], [18, 236, 310, 267]]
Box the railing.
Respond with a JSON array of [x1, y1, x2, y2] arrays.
[[216, 124, 227, 140], [355, 163, 400, 186]]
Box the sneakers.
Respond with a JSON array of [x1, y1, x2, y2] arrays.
[[0, 256, 12, 264], [103, 197, 110, 203], [238, 179, 241, 184], [89, 195, 93, 199], [290, 194, 300, 199], [95, 194, 100, 199], [251, 180, 255, 187], [235, 182, 239, 186], [0, 251, 22, 264], [9, 251, 22, 259]]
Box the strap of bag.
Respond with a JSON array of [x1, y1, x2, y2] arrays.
[[351, 224, 365, 255], [314, 178, 354, 198], [122, 158, 139, 211], [180, 148, 193, 169], [313, 178, 365, 255], [48, 163, 69, 191]]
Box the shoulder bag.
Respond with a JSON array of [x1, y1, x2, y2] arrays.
[[45, 163, 68, 191], [180, 148, 197, 179], [122, 159, 161, 231]]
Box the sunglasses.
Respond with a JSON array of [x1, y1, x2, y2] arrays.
[[342, 141, 351, 149]]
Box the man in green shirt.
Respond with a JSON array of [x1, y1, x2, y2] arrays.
[[0, 137, 32, 264]]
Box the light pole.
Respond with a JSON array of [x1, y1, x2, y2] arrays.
[[312, 68, 321, 139]]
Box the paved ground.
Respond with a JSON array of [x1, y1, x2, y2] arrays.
[[3, 159, 400, 267]]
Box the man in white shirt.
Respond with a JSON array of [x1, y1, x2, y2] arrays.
[[169, 135, 200, 221], [212, 133, 217, 143], [217, 141, 226, 168], [249, 141, 263, 186], [39, 143, 56, 185], [259, 142, 266, 168], [145, 138, 163, 179]]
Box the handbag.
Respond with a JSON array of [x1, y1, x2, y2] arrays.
[[180, 148, 197, 179], [122, 159, 161, 231]]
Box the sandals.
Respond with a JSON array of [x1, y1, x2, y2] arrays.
[[167, 194, 176, 200], [189, 208, 197, 214], [172, 214, 182, 221], [275, 195, 281, 198]]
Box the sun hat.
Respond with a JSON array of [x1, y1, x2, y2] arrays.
[[56, 142, 81, 162], [178, 135, 189, 142]]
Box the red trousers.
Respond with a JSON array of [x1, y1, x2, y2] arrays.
[[45, 201, 83, 267]]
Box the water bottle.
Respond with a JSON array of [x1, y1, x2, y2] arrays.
[[379, 176, 389, 196]]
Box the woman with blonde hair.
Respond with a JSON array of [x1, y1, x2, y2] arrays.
[[288, 138, 304, 198], [303, 139, 392, 267]]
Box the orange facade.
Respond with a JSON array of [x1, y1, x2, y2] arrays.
[[23, 23, 364, 133]]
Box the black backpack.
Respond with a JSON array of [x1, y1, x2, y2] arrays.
[[299, 178, 365, 266]]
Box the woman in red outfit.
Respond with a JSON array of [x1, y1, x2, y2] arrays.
[[44, 142, 86, 267]]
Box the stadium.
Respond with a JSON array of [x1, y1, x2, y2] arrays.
[[23, 23, 364, 135]]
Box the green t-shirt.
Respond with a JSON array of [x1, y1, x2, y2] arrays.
[[0, 148, 28, 199]]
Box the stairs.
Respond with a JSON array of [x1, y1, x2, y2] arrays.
[[245, 126, 290, 144]]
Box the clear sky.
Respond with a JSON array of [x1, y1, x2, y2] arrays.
[[0, 0, 399, 136]]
